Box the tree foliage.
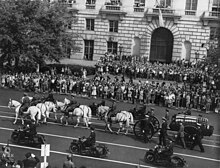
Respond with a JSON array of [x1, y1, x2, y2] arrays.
[[0, 0, 80, 71]]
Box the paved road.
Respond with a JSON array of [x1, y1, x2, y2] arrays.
[[0, 88, 220, 168]]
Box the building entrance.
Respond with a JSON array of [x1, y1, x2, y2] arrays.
[[149, 28, 173, 63]]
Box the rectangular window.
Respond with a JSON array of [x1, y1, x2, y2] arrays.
[[210, 27, 218, 40], [107, 42, 118, 54], [185, 0, 198, 10], [86, 19, 95, 31], [134, 0, 145, 7], [109, 20, 118, 32], [160, 0, 171, 8], [86, 0, 96, 4], [212, 0, 220, 12], [84, 40, 94, 60]]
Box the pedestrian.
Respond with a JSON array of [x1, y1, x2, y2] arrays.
[[190, 127, 205, 152], [63, 154, 76, 168], [22, 152, 40, 168], [159, 117, 167, 146], [178, 122, 186, 149]]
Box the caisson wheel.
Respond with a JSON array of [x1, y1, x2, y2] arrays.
[[144, 152, 155, 163], [69, 144, 78, 153], [11, 133, 19, 143]]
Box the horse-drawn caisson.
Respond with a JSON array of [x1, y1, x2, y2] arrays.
[[133, 111, 214, 146]]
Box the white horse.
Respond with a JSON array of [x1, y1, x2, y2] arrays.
[[60, 105, 92, 128], [44, 101, 57, 120], [97, 105, 111, 120], [100, 110, 134, 135], [36, 103, 50, 124], [8, 99, 41, 125], [56, 98, 70, 111]]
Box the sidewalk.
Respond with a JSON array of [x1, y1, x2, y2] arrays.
[[49, 58, 97, 67]]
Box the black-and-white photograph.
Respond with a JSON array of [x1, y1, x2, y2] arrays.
[[0, 0, 219, 167]]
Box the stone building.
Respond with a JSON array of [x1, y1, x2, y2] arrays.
[[62, 0, 220, 63]]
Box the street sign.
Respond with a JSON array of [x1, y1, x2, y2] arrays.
[[41, 144, 50, 157]]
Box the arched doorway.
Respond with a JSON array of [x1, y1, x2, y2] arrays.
[[150, 28, 174, 63]]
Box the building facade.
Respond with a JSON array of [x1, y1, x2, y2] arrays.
[[62, 0, 220, 63]]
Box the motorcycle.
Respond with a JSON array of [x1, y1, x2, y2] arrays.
[[69, 137, 109, 158], [11, 128, 45, 147], [144, 145, 187, 167]]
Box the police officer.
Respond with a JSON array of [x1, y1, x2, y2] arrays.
[[19, 93, 31, 115], [23, 120, 37, 142], [159, 117, 168, 146], [84, 127, 96, 147], [178, 122, 186, 149], [190, 126, 204, 152]]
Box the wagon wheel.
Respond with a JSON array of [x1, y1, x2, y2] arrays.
[[148, 116, 160, 134], [184, 125, 198, 146], [133, 120, 154, 140]]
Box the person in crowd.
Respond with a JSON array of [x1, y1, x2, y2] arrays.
[[22, 152, 40, 168], [159, 117, 168, 146], [63, 154, 76, 168]]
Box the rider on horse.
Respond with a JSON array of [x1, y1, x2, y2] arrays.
[[19, 93, 31, 115], [44, 93, 56, 104], [30, 92, 41, 106]]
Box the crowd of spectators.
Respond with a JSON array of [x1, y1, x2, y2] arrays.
[[0, 54, 220, 114]]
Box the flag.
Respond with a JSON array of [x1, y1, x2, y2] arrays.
[[159, 8, 164, 27]]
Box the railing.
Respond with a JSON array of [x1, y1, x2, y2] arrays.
[[86, 4, 96, 9], [134, 7, 144, 12], [185, 10, 196, 15], [209, 11, 220, 17], [152, 8, 175, 14], [105, 5, 121, 11]]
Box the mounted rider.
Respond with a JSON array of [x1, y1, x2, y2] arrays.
[[19, 93, 31, 115], [44, 92, 56, 104], [30, 92, 41, 106]]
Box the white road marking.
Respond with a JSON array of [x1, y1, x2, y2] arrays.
[[0, 126, 220, 163], [0, 142, 156, 168]]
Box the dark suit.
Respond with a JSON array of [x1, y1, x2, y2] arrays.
[[159, 121, 167, 146]]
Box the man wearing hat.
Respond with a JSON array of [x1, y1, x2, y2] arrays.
[[19, 93, 31, 115], [159, 117, 168, 146], [178, 121, 186, 149], [22, 152, 40, 168], [84, 127, 96, 148]]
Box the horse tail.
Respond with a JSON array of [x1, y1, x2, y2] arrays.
[[88, 107, 92, 119], [129, 112, 134, 125]]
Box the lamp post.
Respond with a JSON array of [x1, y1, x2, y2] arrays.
[[119, 44, 123, 61]]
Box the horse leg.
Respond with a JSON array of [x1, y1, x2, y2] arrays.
[[107, 123, 113, 133], [13, 112, 18, 125], [74, 117, 80, 127], [83, 117, 88, 128], [60, 115, 64, 125], [116, 123, 123, 135]]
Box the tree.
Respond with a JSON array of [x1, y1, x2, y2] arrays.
[[0, 0, 80, 71]]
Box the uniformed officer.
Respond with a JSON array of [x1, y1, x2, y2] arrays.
[[159, 117, 168, 146], [190, 126, 204, 152], [19, 93, 31, 115]]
